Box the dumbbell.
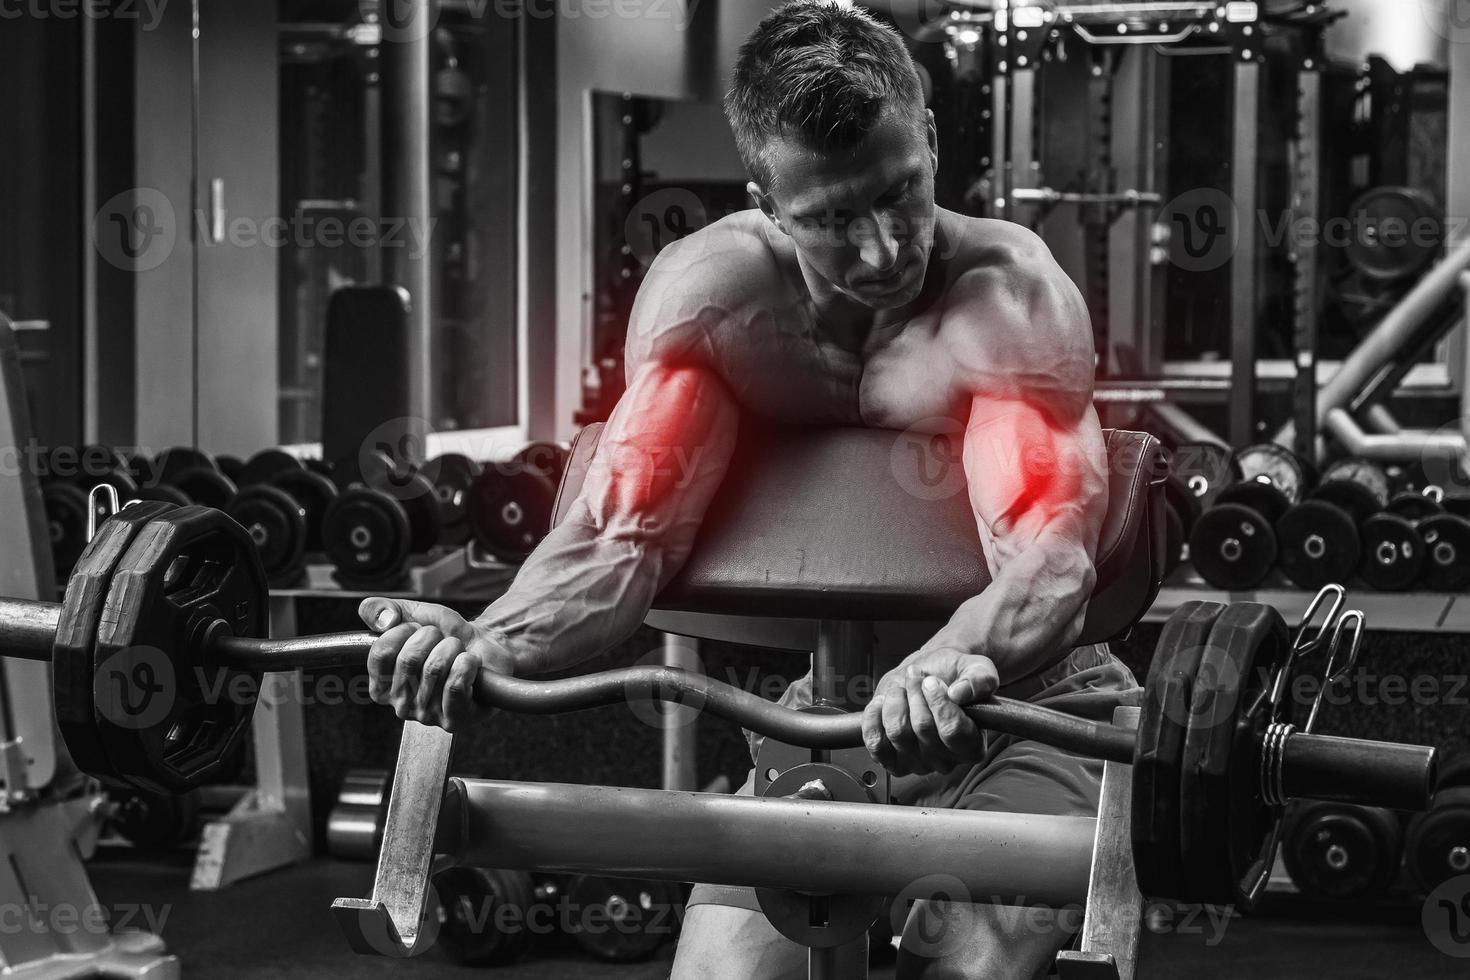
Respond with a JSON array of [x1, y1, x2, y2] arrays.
[[321, 451, 443, 588], [421, 453, 481, 546], [1367, 485, 1470, 592], [1168, 442, 1239, 509], [1162, 474, 1203, 578], [432, 866, 537, 966], [109, 788, 202, 851], [564, 874, 683, 962], [1405, 753, 1470, 893], [1274, 459, 1387, 591], [325, 769, 391, 862], [148, 447, 239, 510], [226, 466, 340, 585], [468, 443, 569, 564], [1281, 801, 1404, 902], [1189, 444, 1308, 589]]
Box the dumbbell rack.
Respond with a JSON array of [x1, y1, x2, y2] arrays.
[[1146, 583, 1470, 634]]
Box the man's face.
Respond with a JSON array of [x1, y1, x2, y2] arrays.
[[754, 106, 938, 310]]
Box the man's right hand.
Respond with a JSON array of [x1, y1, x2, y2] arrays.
[[358, 598, 517, 733]]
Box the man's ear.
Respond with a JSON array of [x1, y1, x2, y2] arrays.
[[925, 108, 939, 174], [747, 180, 784, 234]]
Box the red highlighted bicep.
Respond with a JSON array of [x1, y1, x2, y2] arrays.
[[963, 398, 1086, 540]]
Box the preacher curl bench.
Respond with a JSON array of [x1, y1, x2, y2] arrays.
[[0, 424, 1437, 980]]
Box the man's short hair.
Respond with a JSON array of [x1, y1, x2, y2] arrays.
[[725, 1, 925, 190]]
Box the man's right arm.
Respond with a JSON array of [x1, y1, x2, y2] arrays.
[[476, 359, 741, 675], [359, 350, 741, 730]]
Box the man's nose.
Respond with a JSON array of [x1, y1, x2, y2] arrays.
[[849, 213, 902, 271]]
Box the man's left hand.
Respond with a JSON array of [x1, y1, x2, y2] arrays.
[[861, 649, 999, 776]]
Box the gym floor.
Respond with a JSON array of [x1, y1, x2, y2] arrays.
[[91, 848, 1465, 979]]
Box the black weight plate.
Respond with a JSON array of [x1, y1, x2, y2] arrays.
[[72, 465, 141, 500], [1189, 504, 1279, 590], [42, 481, 92, 579], [270, 468, 338, 552], [94, 506, 268, 794], [422, 453, 481, 529], [1386, 491, 1444, 521], [1170, 442, 1239, 508], [154, 447, 217, 484], [216, 455, 246, 486], [322, 486, 411, 585], [1319, 458, 1390, 509], [468, 466, 559, 563], [1164, 475, 1203, 537], [1217, 479, 1292, 525], [1182, 602, 1289, 907], [1275, 501, 1361, 590], [370, 469, 442, 554], [1311, 479, 1383, 525], [1164, 503, 1185, 577], [1233, 444, 1309, 505], [433, 867, 536, 966], [1344, 186, 1441, 282], [1283, 802, 1402, 901], [134, 484, 193, 508], [566, 875, 681, 962], [52, 501, 176, 787], [226, 484, 307, 579], [239, 448, 304, 487], [1415, 514, 1470, 592], [167, 466, 238, 510], [304, 457, 334, 478], [1132, 601, 1228, 900]]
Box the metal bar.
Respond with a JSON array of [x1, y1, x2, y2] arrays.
[[1229, 58, 1260, 446], [661, 632, 699, 791], [1273, 237, 1470, 448], [1007, 68, 1038, 222], [442, 778, 1096, 907], [1291, 65, 1322, 462], [1057, 706, 1142, 980], [1323, 407, 1464, 463], [378, 0, 434, 430], [0, 599, 59, 660], [1145, 402, 1228, 446], [812, 621, 872, 711]]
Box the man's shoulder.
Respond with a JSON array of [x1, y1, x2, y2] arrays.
[[626, 210, 791, 371], [936, 213, 1095, 410]]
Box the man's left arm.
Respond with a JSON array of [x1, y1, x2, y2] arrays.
[[862, 258, 1108, 776]]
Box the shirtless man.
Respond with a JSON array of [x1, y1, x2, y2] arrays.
[[358, 3, 1137, 977]]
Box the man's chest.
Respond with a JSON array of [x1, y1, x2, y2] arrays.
[[714, 307, 966, 429]]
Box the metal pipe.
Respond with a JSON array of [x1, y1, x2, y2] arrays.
[[1283, 732, 1436, 811], [1276, 236, 1470, 448], [1323, 407, 1464, 463], [1461, 273, 1470, 449], [813, 621, 873, 711], [378, 0, 435, 431], [1145, 402, 1229, 447], [1364, 404, 1402, 435], [443, 779, 1096, 908], [0, 599, 59, 660]]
